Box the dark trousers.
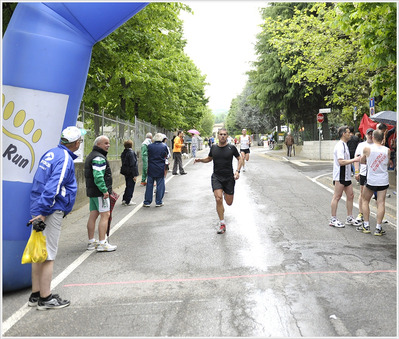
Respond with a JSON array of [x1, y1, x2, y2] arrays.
[[122, 175, 136, 203], [172, 152, 185, 174]]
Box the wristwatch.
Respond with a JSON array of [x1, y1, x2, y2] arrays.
[[236, 170, 240, 173]]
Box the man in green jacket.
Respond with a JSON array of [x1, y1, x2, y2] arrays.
[[84, 135, 116, 252], [140, 133, 152, 186]]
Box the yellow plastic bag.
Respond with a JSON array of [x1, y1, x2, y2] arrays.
[[21, 230, 47, 264]]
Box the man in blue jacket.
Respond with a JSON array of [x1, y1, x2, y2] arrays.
[[29, 126, 85, 310], [143, 133, 169, 207]]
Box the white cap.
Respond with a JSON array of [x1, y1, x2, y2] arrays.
[[61, 126, 86, 143]]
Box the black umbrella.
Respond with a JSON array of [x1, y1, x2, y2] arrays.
[[370, 111, 397, 126]]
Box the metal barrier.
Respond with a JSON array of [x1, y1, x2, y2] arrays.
[[77, 106, 174, 160]]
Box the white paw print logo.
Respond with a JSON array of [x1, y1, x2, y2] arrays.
[[2, 93, 43, 172]]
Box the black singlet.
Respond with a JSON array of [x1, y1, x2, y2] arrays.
[[208, 144, 240, 176]]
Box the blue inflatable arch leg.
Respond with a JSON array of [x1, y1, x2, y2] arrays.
[[2, 2, 148, 292]]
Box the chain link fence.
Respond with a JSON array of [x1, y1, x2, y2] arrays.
[[77, 106, 174, 160]]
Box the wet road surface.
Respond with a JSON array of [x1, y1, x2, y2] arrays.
[[3, 146, 397, 337]]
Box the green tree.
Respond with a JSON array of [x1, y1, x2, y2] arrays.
[[82, 2, 208, 130], [335, 2, 396, 110]]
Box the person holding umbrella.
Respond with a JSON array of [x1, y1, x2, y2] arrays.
[[84, 136, 117, 252]]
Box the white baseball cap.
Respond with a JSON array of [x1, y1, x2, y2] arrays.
[[61, 126, 86, 143]]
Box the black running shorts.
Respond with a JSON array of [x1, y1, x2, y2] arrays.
[[333, 180, 352, 187], [211, 173, 235, 195], [366, 184, 389, 192]]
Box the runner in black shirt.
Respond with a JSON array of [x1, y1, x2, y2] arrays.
[[194, 128, 243, 234]]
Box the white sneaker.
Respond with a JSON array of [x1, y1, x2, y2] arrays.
[[96, 241, 117, 252], [242, 167, 246, 172], [382, 219, 388, 224], [121, 201, 127, 206], [345, 216, 361, 226], [329, 218, 345, 228], [126, 201, 136, 206], [87, 240, 99, 250]]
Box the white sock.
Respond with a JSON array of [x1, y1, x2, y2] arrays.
[[220, 220, 225, 225], [99, 240, 106, 245], [376, 224, 381, 230], [364, 221, 369, 227], [88, 238, 96, 243]]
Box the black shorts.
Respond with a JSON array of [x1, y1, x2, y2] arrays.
[[240, 148, 250, 154], [366, 184, 389, 192], [359, 174, 367, 186], [333, 180, 352, 187], [211, 173, 235, 195]]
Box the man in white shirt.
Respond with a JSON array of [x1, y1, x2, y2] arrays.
[[329, 126, 361, 228], [356, 129, 390, 235], [239, 129, 251, 171]]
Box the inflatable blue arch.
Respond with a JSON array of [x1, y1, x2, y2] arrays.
[[2, 2, 148, 292]]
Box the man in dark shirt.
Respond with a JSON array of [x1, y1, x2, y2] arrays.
[[194, 128, 243, 234], [347, 126, 360, 176]]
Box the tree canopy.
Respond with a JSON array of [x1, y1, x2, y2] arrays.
[[227, 2, 396, 138]]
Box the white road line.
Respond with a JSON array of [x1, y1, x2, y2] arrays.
[[2, 159, 193, 335]]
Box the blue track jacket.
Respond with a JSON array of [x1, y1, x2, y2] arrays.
[[30, 144, 78, 217]]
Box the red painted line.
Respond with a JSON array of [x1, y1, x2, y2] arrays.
[[63, 269, 396, 287]]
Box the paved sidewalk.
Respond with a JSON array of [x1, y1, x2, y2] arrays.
[[261, 146, 397, 227]]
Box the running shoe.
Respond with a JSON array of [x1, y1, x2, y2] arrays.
[[126, 201, 136, 206], [356, 225, 371, 233], [329, 218, 345, 228], [36, 294, 70, 311], [155, 203, 164, 207], [345, 216, 361, 226], [96, 241, 117, 252], [217, 222, 226, 234], [87, 240, 99, 250], [374, 228, 386, 236], [121, 200, 127, 206], [242, 167, 246, 172], [356, 213, 364, 223], [143, 204, 150, 207], [29, 293, 59, 307], [382, 219, 388, 224], [28, 294, 40, 307]]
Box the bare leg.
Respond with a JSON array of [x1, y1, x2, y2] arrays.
[[98, 211, 111, 241], [344, 185, 355, 216], [214, 189, 224, 221], [87, 210, 99, 240], [32, 261, 54, 298], [376, 189, 387, 224], [362, 187, 373, 222], [331, 181, 344, 216]]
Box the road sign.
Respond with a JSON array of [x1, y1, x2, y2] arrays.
[[319, 108, 331, 113], [317, 113, 324, 123]]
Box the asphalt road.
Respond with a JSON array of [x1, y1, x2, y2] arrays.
[[2, 146, 397, 337]]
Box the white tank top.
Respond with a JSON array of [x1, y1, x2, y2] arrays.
[[367, 144, 389, 186], [240, 135, 250, 149]]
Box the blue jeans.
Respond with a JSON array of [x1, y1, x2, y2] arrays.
[[144, 176, 165, 205]]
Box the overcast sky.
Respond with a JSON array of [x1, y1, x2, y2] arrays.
[[180, 1, 266, 112]]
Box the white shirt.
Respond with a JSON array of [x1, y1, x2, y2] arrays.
[[240, 135, 250, 149], [333, 140, 351, 181], [367, 144, 389, 186], [355, 140, 373, 176]]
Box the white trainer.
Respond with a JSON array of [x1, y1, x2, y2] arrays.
[[96, 241, 117, 252]]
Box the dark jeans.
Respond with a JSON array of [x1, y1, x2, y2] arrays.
[[122, 175, 136, 203], [144, 176, 165, 205], [172, 152, 185, 174]]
